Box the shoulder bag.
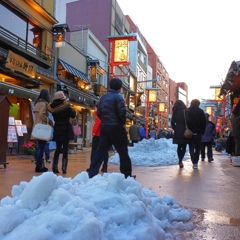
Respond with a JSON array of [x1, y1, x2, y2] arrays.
[[183, 109, 193, 139], [31, 118, 53, 141], [72, 116, 81, 136]]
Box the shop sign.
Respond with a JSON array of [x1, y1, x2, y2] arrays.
[[114, 40, 128, 63], [158, 102, 165, 112], [148, 90, 157, 102], [6, 50, 37, 78]]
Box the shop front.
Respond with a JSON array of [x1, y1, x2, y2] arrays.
[[0, 49, 56, 155]]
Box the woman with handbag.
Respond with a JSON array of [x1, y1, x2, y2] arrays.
[[48, 91, 76, 174], [32, 89, 53, 173], [171, 100, 190, 168]]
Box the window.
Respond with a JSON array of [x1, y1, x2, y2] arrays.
[[0, 3, 41, 48]]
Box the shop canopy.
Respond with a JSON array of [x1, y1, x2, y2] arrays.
[[220, 61, 240, 96]]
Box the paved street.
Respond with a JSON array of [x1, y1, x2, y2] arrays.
[[0, 148, 240, 239]]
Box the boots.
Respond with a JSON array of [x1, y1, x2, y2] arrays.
[[35, 164, 48, 173], [62, 158, 68, 174], [52, 157, 59, 174]]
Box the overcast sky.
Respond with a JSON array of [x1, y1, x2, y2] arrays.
[[118, 0, 240, 101]]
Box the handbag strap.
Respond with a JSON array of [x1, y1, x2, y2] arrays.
[[183, 109, 188, 128]]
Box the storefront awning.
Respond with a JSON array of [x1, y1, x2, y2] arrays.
[[220, 61, 240, 96], [58, 59, 90, 83], [0, 81, 39, 101], [57, 79, 99, 107]]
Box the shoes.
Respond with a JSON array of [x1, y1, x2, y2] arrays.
[[52, 169, 60, 174], [46, 159, 51, 163], [193, 164, 198, 169], [101, 168, 108, 173], [125, 174, 136, 179], [201, 158, 205, 161], [208, 158, 214, 162], [179, 162, 184, 168], [35, 166, 48, 172]]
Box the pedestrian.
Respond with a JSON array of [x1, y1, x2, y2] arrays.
[[48, 91, 76, 174], [140, 124, 146, 140], [171, 100, 191, 168], [200, 113, 216, 162], [87, 105, 109, 173], [231, 99, 240, 157], [129, 121, 140, 145], [31, 89, 53, 173], [149, 126, 157, 139], [158, 129, 167, 139], [188, 99, 206, 169], [88, 78, 135, 179], [44, 142, 51, 163]]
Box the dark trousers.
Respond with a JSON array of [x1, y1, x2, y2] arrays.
[[201, 142, 213, 160], [89, 125, 132, 178], [177, 144, 187, 162], [54, 140, 69, 159], [189, 135, 202, 164], [91, 136, 108, 169], [44, 142, 50, 160], [36, 140, 47, 166]]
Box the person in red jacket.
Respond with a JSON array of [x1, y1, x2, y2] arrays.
[[87, 106, 109, 172]]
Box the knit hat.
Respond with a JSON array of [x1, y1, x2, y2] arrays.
[[54, 91, 66, 100], [110, 78, 122, 91]]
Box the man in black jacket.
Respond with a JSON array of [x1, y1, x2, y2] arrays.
[[188, 99, 206, 169], [88, 78, 135, 178]]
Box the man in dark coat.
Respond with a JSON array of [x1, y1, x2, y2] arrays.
[[129, 121, 140, 146], [200, 113, 216, 162], [188, 99, 206, 169], [88, 78, 135, 179]]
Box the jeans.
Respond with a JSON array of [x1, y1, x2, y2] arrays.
[[91, 136, 108, 168], [201, 142, 213, 160], [89, 125, 132, 178], [188, 135, 202, 164], [44, 142, 50, 160], [36, 140, 47, 167]]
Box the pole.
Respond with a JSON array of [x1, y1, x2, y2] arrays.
[[146, 90, 149, 138], [82, 27, 83, 52]]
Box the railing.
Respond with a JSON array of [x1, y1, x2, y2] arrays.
[[0, 26, 53, 65]]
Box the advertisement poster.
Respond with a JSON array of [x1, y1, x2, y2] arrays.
[[8, 117, 15, 125], [114, 40, 128, 62], [7, 126, 18, 142]]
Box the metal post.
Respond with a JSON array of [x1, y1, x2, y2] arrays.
[[146, 90, 149, 138]]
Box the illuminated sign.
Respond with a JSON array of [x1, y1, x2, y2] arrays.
[[206, 106, 212, 115], [215, 88, 221, 100], [148, 90, 157, 102], [114, 40, 128, 62], [159, 102, 165, 112]]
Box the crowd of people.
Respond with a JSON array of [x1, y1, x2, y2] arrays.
[[30, 80, 240, 176]]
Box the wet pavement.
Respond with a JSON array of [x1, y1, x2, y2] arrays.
[[0, 148, 240, 239]]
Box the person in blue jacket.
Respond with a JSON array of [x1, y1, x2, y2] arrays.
[[200, 113, 216, 162]]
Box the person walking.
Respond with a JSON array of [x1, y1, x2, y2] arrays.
[[87, 105, 109, 173], [48, 91, 76, 174], [200, 113, 216, 162], [149, 126, 157, 139], [188, 99, 206, 169], [171, 100, 191, 168], [129, 121, 140, 146], [88, 78, 135, 179], [140, 124, 146, 140], [31, 89, 53, 173]]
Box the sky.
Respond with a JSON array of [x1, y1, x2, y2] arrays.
[[0, 138, 194, 240], [118, 0, 240, 101]]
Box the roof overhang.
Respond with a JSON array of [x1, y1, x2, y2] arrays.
[[220, 61, 240, 96]]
